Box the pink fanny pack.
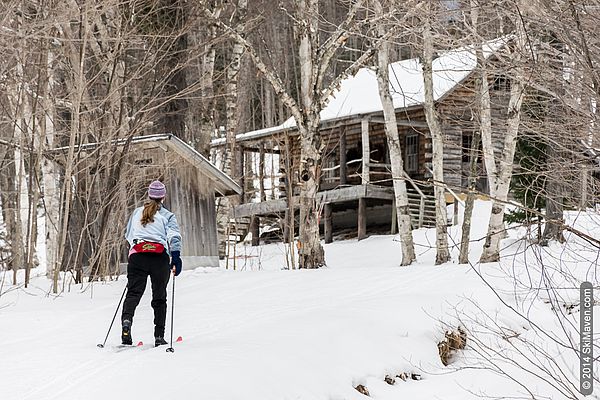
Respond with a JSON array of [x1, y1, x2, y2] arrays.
[[129, 241, 164, 256]]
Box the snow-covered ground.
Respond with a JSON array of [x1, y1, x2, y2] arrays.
[[1, 201, 599, 400]]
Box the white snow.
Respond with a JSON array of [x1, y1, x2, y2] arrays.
[[1, 200, 598, 400], [212, 37, 510, 146]]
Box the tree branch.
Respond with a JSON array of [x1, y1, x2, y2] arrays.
[[317, 0, 366, 89], [320, 7, 417, 109], [200, 7, 305, 128]]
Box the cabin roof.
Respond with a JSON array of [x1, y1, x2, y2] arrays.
[[50, 133, 241, 196], [212, 36, 510, 146]]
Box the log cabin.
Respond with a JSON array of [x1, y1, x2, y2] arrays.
[[211, 38, 514, 246]]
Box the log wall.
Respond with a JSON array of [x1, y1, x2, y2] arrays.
[[235, 70, 512, 203]]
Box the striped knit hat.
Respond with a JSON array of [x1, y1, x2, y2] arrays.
[[148, 180, 166, 199]]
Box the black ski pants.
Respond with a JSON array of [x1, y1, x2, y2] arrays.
[[121, 251, 171, 337]]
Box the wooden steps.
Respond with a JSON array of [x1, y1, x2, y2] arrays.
[[406, 188, 437, 228]]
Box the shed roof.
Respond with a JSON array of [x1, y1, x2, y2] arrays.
[[212, 36, 510, 146], [51, 133, 241, 196]]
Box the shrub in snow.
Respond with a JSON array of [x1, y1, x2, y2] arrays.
[[437, 326, 467, 366], [396, 372, 422, 381], [354, 384, 370, 396]]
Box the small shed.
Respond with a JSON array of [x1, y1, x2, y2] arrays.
[[51, 133, 241, 275]]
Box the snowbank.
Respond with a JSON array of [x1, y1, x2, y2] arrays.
[[0, 201, 598, 400]]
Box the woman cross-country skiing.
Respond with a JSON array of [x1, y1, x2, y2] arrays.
[[121, 180, 182, 347]]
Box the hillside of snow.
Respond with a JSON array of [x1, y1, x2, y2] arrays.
[[1, 201, 599, 400]]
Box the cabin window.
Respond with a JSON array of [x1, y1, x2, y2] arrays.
[[462, 133, 482, 163], [134, 158, 154, 166], [405, 133, 419, 173], [322, 157, 337, 184], [493, 75, 511, 91]]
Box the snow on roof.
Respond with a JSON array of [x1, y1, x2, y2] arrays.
[[50, 133, 241, 196], [212, 37, 510, 146]]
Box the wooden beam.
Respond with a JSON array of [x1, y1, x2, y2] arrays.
[[369, 117, 429, 128], [358, 198, 367, 240], [241, 146, 282, 154], [233, 199, 289, 218], [365, 184, 395, 200], [361, 118, 370, 184], [324, 204, 333, 244], [232, 184, 395, 218], [319, 185, 366, 203]]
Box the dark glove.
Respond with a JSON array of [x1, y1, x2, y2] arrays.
[[170, 251, 182, 276]]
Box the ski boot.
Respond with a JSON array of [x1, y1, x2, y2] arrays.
[[155, 337, 168, 347], [121, 320, 133, 345]]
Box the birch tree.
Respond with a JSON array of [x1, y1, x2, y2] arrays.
[[373, 0, 415, 266], [203, 0, 395, 268], [41, 1, 223, 287], [479, 4, 527, 263], [0, 2, 47, 285], [538, 0, 600, 243], [421, 2, 450, 264], [459, 0, 491, 263], [216, 0, 248, 261], [185, 1, 223, 156]]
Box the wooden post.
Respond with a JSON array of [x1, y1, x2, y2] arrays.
[[358, 198, 367, 240], [581, 167, 589, 209], [390, 199, 397, 234], [259, 143, 266, 201], [418, 196, 425, 228], [340, 129, 347, 185], [251, 216, 260, 246], [361, 118, 370, 185], [270, 138, 276, 200], [245, 149, 254, 203], [236, 146, 245, 202], [283, 209, 290, 243], [453, 198, 459, 226], [284, 135, 292, 198], [324, 203, 333, 244]]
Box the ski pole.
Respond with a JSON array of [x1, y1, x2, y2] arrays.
[[166, 274, 176, 353], [97, 285, 127, 348]]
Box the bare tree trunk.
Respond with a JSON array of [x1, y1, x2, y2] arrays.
[[459, 130, 481, 264], [373, 0, 415, 266], [297, 0, 325, 269], [217, 0, 247, 260], [480, 16, 526, 263], [25, 85, 42, 287], [422, 7, 449, 265], [54, 11, 90, 293], [188, 2, 222, 156], [41, 46, 58, 279], [0, 150, 22, 284], [225, 0, 248, 180], [203, 0, 373, 269], [459, 0, 484, 265], [206, 3, 226, 259], [541, 145, 565, 243], [8, 12, 27, 284], [477, 47, 496, 199]]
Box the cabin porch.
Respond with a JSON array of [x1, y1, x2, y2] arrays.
[[222, 112, 455, 245]]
